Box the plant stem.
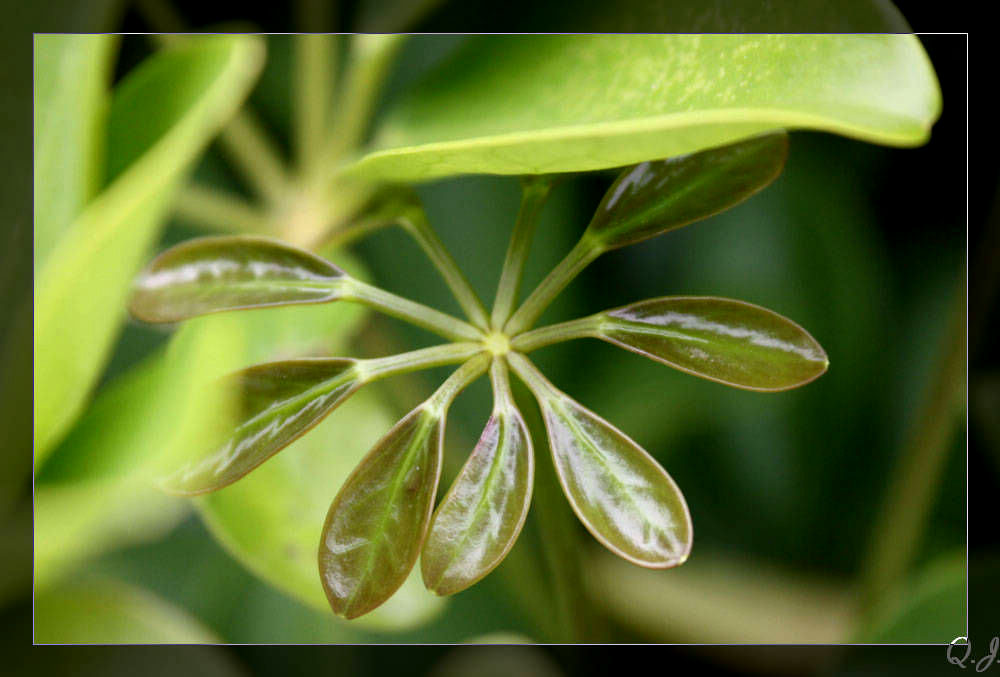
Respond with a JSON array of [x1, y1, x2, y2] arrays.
[[489, 357, 516, 411], [504, 237, 603, 335], [490, 177, 555, 329], [294, 33, 337, 179], [173, 184, 274, 234], [323, 35, 405, 173], [512, 316, 601, 353], [343, 279, 483, 342], [135, 12, 293, 207], [399, 208, 491, 329], [857, 281, 967, 624], [362, 342, 483, 383], [219, 111, 293, 206], [427, 353, 491, 413], [320, 213, 394, 249]]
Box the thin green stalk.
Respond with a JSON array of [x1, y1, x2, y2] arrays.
[[293, 33, 338, 178], [512, 316, 601, 353], [490, 177, 556, 329], [399, 209, 491, 329], [173, 184, 273, 234], [427, 353, 491, 413], [489, 356, 515, 411], [343, 279, 484, 342], [504, 237, 603, 336], [362, 342, 483, 383], [857, 282, 967, 623], [320, 213, 394, 249], [219, 111, 292, 206], [136, 12, 292, 206], [323, 34, 405, 172]]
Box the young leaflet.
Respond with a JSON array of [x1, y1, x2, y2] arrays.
[[130, 132, 827, 618]]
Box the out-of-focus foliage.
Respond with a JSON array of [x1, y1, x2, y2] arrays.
[[856, 550, 965, 643], [34, 578, 220, 643], [34, 35, 264, 460]]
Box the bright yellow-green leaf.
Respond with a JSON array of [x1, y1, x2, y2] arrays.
[[348, 35, 940, 182], [33, 34, 116, 267], [35, 578, 220, 643], [34, 479, 189, 589], [34, 35, 264, 463], [34, 311, 248, 588]]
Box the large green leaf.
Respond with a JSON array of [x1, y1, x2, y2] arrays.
[[421, 360, 533, 596], [34, 36, 265, 462], [34, 479, 188, 589], [34, 310, 250, 588], [35, 578, 220, 643], [33, 34, 116, 268], [348, 35, 939, 181], [508, 354, 691, 568]]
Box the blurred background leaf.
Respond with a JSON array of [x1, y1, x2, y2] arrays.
[[33, 34, 116, 267], [35, 577, 221, 643], [855, 549, 965, 643], [33, 35, 264, 461]]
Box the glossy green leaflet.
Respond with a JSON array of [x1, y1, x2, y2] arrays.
[[131, 133, 830, 618]]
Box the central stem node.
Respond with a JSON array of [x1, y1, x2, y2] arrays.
[[482, 332, 511, 357]]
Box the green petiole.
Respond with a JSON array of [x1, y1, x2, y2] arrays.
[[490, 176, 556, 329]]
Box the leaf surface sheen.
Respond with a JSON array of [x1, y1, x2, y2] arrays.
[[130, 236, 347, 323], [421, 405, 533, 595], [586, 132, 788, 249], [161, 359, 361, 495], [600, 296, 829, 391], [320, 406, 444, 618], [510, 355, 691, 568]]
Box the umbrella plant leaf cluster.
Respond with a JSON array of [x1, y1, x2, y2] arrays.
[[130, 130, 830, 618]]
